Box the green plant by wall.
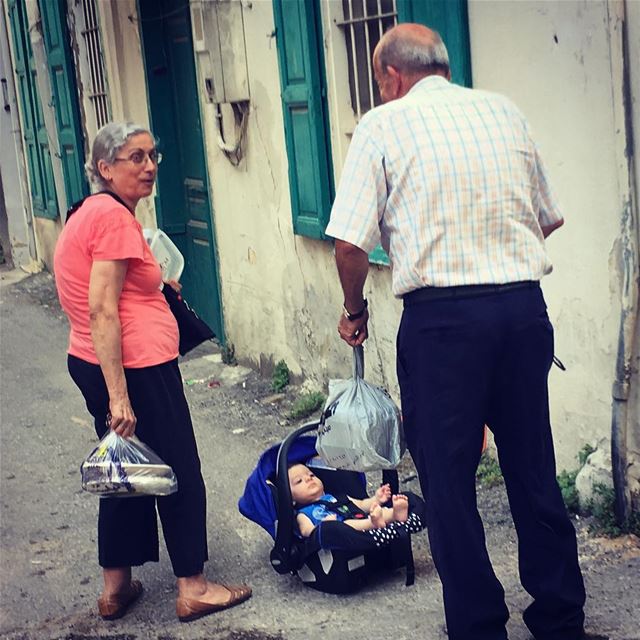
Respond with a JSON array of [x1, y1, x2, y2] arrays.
[[272, 360, 290, 392], [587, 483, 640, 537], [476, 453, 503, 488], [221, 343, 237, 366], [577, 443, 596, 466], [288, 391, 326, 420], [557, 469, 580, 513], [557, 444, 639, 538], [558, 443, 597, 513]]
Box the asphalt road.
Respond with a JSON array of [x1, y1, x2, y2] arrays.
[[1, 270, 638, 640]]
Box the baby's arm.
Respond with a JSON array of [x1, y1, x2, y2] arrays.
[[296, 513, 317, 538], [296, 512, 338, 538]]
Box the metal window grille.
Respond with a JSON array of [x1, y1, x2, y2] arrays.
[[336, 0, 397, 119], [81, 0, 109, 129]]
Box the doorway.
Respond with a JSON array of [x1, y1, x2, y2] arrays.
[[138, 0, 224, 341]]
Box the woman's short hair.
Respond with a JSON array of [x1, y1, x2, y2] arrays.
[[86, 122, 152, 190], [378, 29, 450, 77]]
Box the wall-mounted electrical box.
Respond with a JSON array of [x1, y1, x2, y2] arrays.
[[190, 0, 250, 104]]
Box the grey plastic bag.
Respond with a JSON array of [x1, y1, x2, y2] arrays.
[[316, 346, 405, 471], [81, 431, 178, 497]]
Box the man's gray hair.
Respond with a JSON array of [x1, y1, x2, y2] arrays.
[[378, 29, 450, 76], [86, 122, 152, 190]]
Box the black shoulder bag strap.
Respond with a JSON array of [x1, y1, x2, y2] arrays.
[[65, 190, 133, 223]]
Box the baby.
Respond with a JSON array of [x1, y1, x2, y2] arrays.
[[288, 463, 409, 538]]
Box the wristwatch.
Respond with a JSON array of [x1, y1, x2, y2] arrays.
[[343, 299, 368, 321]]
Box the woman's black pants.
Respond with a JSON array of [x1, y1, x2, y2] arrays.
[[69, 355, 208, 577], [397, 284, 585, 640]]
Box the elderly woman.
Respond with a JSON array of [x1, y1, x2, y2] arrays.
[[54, 122, 250, 622]]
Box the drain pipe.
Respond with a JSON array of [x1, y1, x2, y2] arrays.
[[611, 1, 640, 526]]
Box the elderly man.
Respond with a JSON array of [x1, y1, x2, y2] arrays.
[[325, 23, 586, 640]]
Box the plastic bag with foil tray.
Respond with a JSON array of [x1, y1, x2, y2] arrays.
[[81, 431, 178, 497], [316, 345, 405, 471]]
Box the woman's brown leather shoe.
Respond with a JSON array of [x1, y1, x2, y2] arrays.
[[97, 579, 144, 620], [176, 583, 252, 622]]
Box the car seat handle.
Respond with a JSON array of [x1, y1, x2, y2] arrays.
[[273, 420, 320, 572]]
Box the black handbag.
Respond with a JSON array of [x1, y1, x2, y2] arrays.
[[162, 284, 215, 355]]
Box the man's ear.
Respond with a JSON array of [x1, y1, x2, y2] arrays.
[[386, 65, 402, 96]]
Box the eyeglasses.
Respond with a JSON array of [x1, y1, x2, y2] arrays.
[[113, 150, 163, 166]]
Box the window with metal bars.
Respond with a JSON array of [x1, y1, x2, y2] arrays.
[[80, 0, 109, 129], [336, 0, 397, 119]]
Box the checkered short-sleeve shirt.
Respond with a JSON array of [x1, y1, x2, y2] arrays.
[[325, 76, 563, 297]]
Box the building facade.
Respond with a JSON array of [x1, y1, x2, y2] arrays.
[[1, 0, 638, 512]]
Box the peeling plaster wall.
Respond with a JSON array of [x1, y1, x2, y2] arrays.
[[33, 217, 62, 270], [197, 0, 360, 384], [195, 0, 402, 393], [469, 0, 631, 470], [623, 0, 640, 504], [196, 0, 632, 471]]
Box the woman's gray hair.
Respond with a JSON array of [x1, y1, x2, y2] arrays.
[[378, 29, 449, 76], [86, 122, 152, 190]]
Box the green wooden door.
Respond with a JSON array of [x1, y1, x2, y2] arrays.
[[8, 0, 58, 219], [138, 0, 224, 341], [39, 0, 88, 206]]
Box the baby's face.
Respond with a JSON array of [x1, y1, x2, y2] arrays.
[[288, 464, 325, 505]]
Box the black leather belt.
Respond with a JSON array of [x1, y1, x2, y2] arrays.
[[403, 281, 538, 306]]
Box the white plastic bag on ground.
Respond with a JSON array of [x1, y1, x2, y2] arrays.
[[81, 431, 178, 497], [316, 345, 405, 471]]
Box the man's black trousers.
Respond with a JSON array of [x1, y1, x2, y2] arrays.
[[397, 283, 585, 640]]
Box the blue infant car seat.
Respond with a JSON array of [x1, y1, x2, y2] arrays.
[[239, 421, 427, 594]]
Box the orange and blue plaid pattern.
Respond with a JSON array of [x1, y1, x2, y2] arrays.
[[325, 76, 563, 297]]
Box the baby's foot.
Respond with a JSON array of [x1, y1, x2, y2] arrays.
[[392, 494, 409, 523], [370, 504, 386, 529], [375, 483, 392, 505]]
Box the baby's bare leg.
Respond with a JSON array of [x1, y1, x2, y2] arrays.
[[343, 517, 374, 531], [369, 504, 386, 529]]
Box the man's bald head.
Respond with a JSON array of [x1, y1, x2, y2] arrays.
[[374, 23, 450, 79]]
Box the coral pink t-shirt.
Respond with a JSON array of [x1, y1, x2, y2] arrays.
[[54, 193, 179, 368]]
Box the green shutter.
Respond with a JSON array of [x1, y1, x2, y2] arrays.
[[8, 0, 59, 219], [273, 0, 334, 239], [39, 0, 88, 206], [397, 0, 472, 87]]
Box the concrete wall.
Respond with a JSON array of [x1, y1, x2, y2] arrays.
[[191, 0, 635, 471], [622, 0, 640, 504], [468, 1, 631, 468], [195, 0, 358, 383]]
